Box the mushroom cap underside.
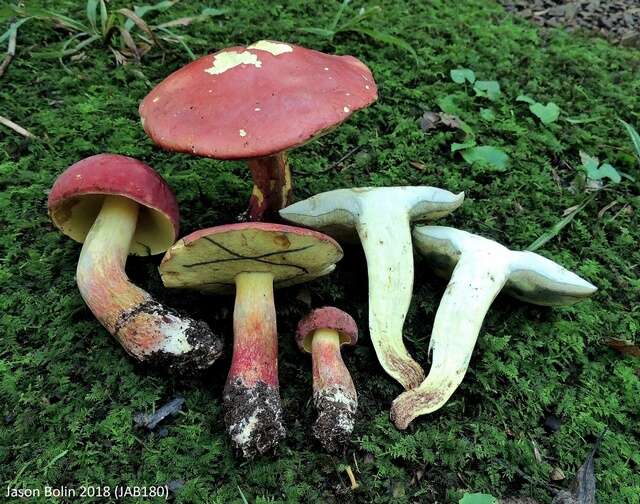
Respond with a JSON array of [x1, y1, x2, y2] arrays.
[[413, 226, 597, 306], [47, 154, 179, 256], [160, 222, 343, 294], [139, 40, 378, 160]]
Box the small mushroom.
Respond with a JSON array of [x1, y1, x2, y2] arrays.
[[280, 186, 464, 390], [296, 307, 358, 452], [390, 226, 598, 429], [47, 154, 222, 372], [139, 40, 378, 221], [159, 223, 343, 457]]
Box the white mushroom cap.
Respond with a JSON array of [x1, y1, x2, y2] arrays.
[[413, 226, 597, 306], [280, 186, 464, 390]]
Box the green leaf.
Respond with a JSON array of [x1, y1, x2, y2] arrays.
[[480, 108, 495, 121], [516, 94, 536, 105], [461, 145, 508, 171], [473, 80, 500, 101], [529, 102, 560, 124], [451, 139, 476, 152], [597, 164, 622, 183], [437, 93, 462, 115], [450, 68, 475, 84], [619, 119, 640, 165], [459, 493, 497, 504]]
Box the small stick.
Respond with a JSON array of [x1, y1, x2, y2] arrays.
[[0, 115, 36, 138], [345, 465, 359, 490]]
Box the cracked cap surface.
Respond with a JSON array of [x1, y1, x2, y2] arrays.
[[139, 40, 378, 160], [160, 222, 343, 294]]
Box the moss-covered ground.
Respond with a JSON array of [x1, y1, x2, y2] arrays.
[[1, 1, 639, 502]]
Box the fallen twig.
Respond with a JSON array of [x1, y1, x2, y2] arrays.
[[0, 115, 36, 138], [133, 396, 185, 430]]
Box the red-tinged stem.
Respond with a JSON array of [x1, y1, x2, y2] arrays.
[[246, 152, 292, 221], [223, 271, 285, 457], [310, 328, 357, 452], [227, 272, 279, 387]]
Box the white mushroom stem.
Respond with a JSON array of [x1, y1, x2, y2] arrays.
[[76, 195, 220, 370], [390, 226, 597, 429], [390, 249, 510, 429], [280, 187, 464, 390]]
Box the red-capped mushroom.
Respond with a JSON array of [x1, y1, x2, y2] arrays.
[[159, 222, 343, 457], [297, 307, 358, 451], [47, 154, 222, 372], [139, 40, 378, 220]]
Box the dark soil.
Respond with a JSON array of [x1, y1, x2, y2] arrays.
[[499, 0, 640, 46], [223, 378, 286, 458], [312, 387, 357, 452]]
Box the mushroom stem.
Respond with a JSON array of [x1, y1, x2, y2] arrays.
[[76, 195, 221, 371], [246, 152, 292, 221], [223, 271, 286, 457], [390, 255, 509, 429], [358, 208, 424, 390], [311, 328, 357, 451]]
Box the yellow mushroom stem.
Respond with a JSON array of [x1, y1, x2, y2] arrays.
[[76, 195, 220, 370]]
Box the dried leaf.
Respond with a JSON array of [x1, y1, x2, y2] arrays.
[[421, 111, 441, 131], [606, 338, 640, 357], [551, 434, 602, 504]]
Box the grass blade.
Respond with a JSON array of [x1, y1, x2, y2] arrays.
[[526, 194, 595, 252], [297, 26, 336, 38], [156, 26, 195, 60], [99, 0, 108, 34], [619, 119, 640, 166], [348, 27, 418, 62], [329, 0, 351, 31], [118, 8, 160, 47], [86, 0, 99, 32]]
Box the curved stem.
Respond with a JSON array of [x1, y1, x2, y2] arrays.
[[246, 152, 292, 221], [311, 328, 357, 451], [357, 208, 424, 390], [224, 272, 285, 457], [76, 195, 222, 371], [390, 256, 509, 429]]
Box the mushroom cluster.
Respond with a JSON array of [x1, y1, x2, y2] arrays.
[[48, 39, 599, 459]]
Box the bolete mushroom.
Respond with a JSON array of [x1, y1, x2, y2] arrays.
[[47, 154, 222, 372], [159, 223, 343, 457], [280, 186, 464, 390], [139, 40, 378, 220], [296, 307, 358, 452], [390, 226, 598, 429]]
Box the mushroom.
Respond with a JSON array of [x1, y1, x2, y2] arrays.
[[296, 307, 358, 452], [280, 186, 464, 390], [390, 226, 598, 429], [139, 40, 378, 221], [159, 223, 343, 457], [47, 154, 223, 372]]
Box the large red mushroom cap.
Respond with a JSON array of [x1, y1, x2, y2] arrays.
[[296, 306, 358, 353], [48, 154, 179, 256], [139, 40, 378, 160]]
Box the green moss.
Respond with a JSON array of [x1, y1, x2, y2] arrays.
[[1, 0, 639, 503]]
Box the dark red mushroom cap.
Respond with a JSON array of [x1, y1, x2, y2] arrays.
[[139, 40, 378, 160], [48, 154, 179, 256], [296, 306, 358, 353]]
